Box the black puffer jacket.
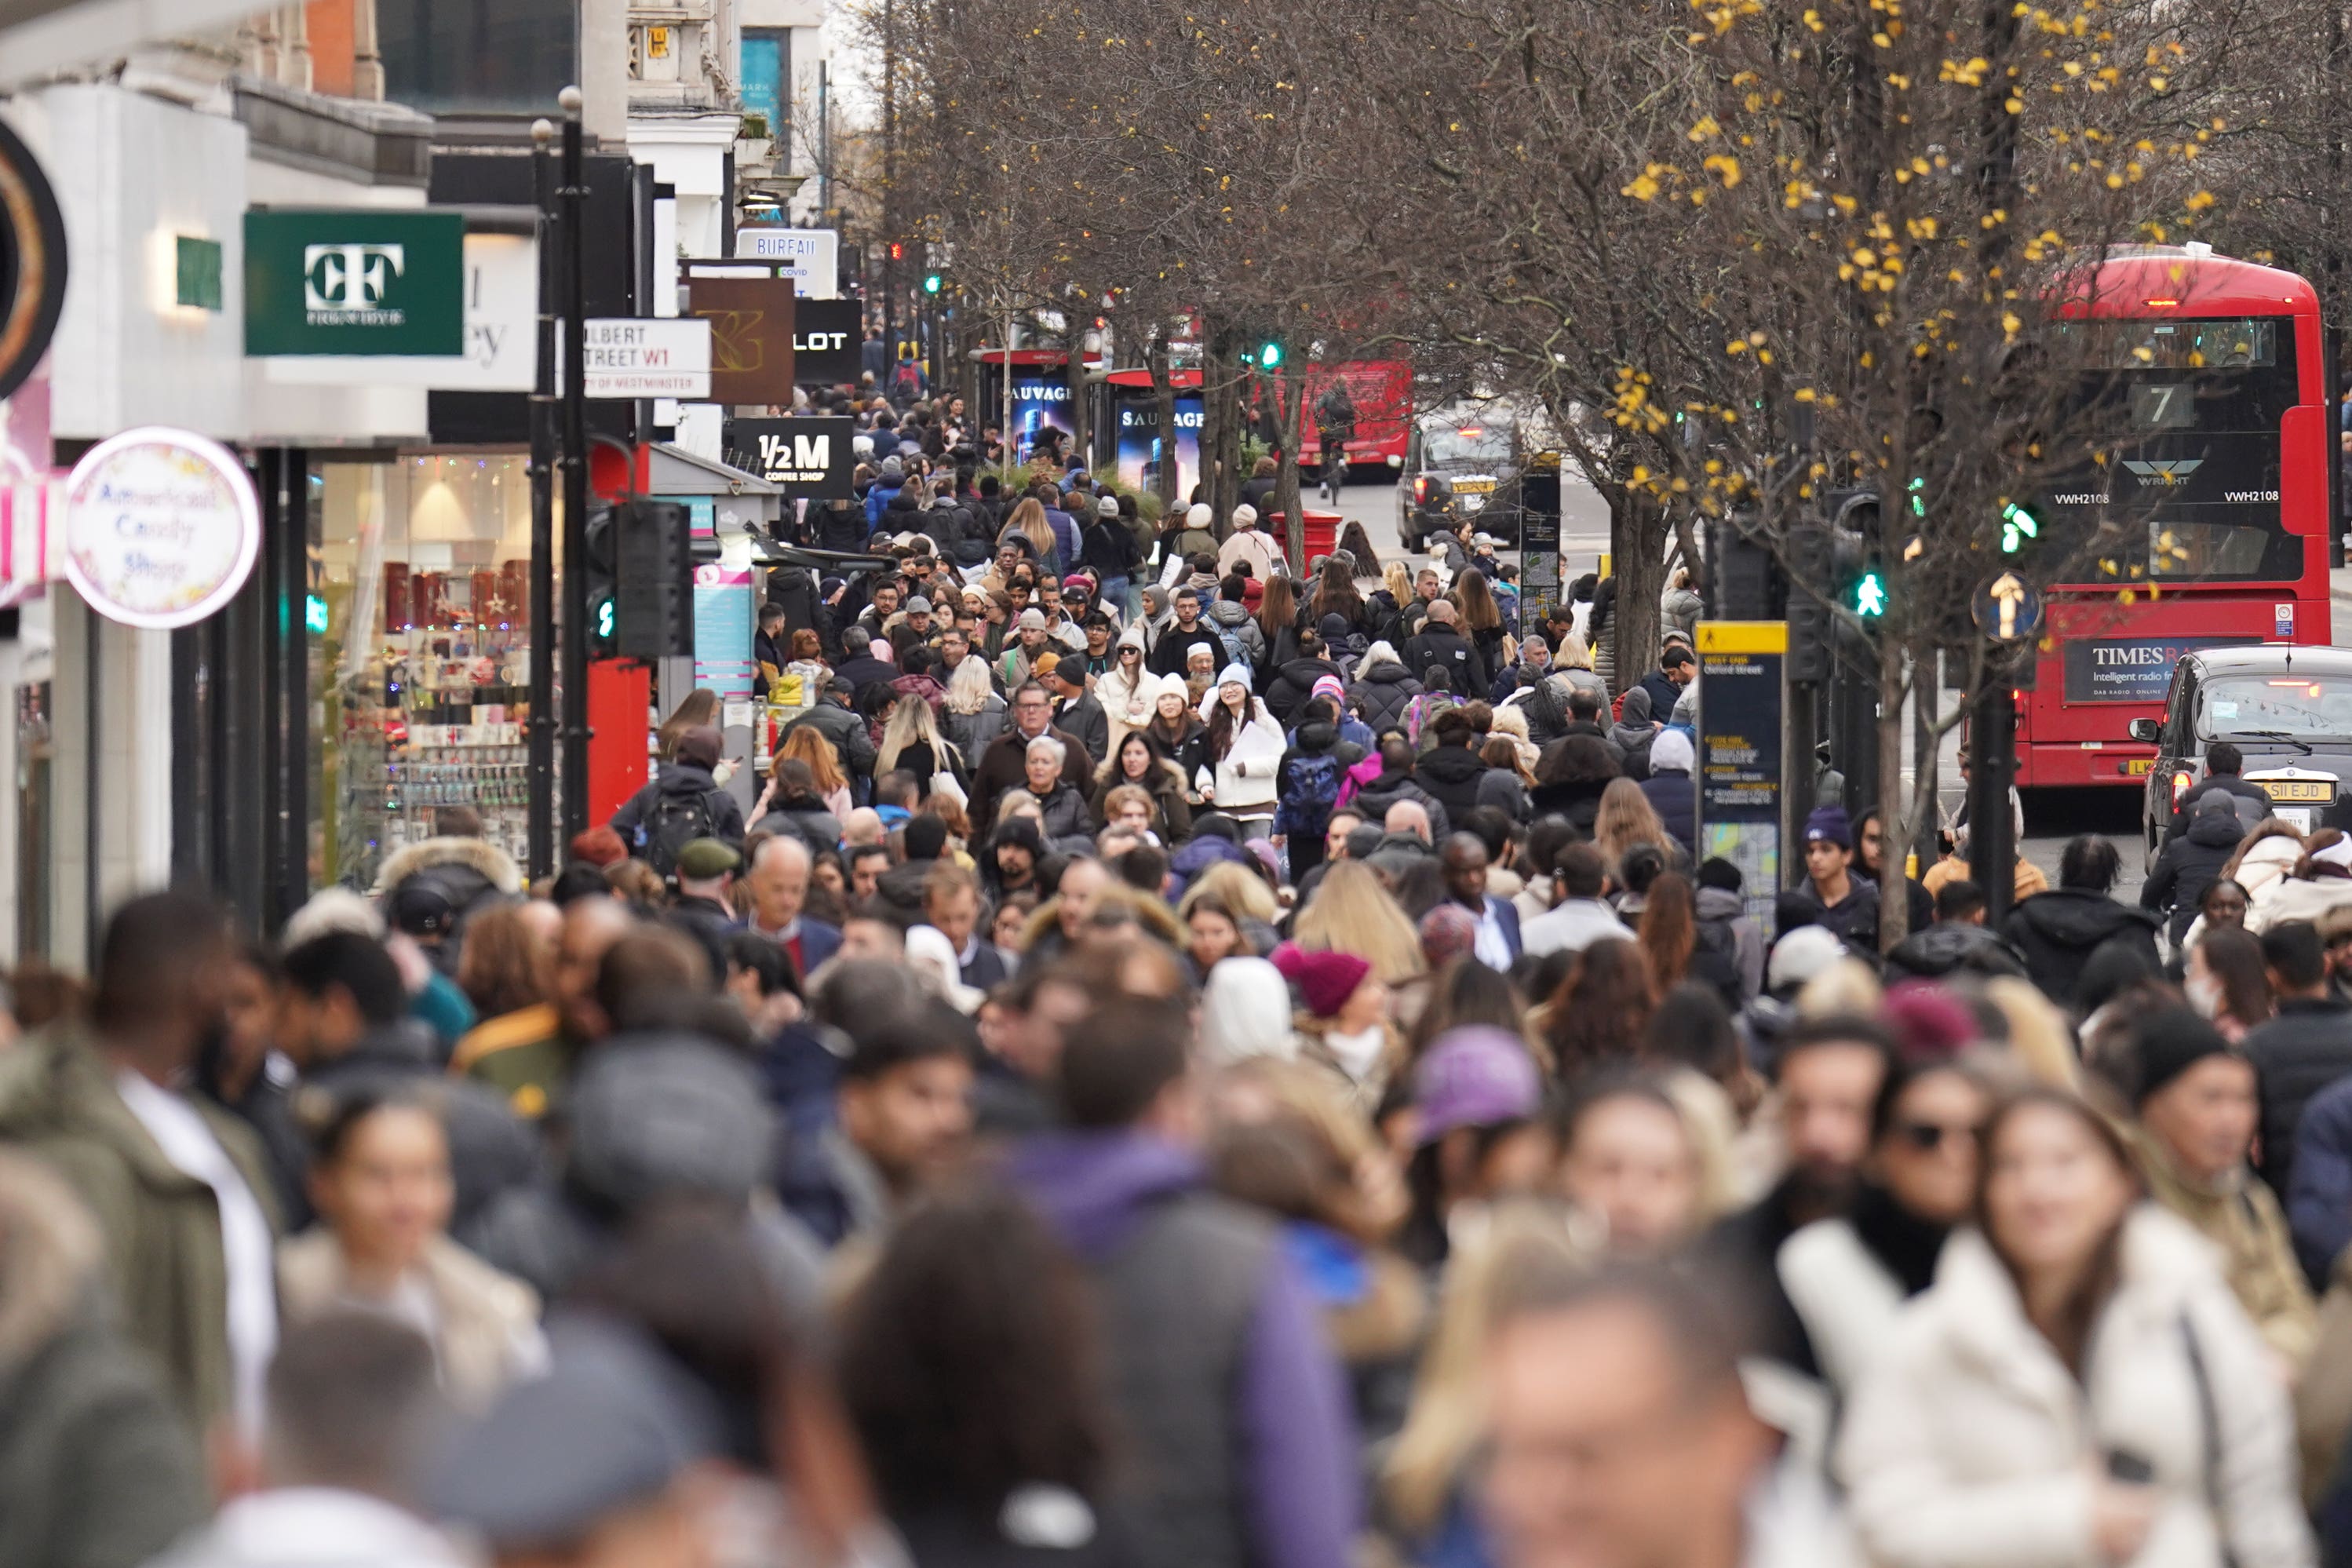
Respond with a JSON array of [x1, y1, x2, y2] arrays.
[[1413, 743, 1492, 821], [1266, 656, 1347, 729], [1883, 921, 2029, 983], [1350, 653, 1423, 738], [2000, 888, 2161, 1008], [1351, 768, 1452, 842], [2140, 807, 2244, 943]]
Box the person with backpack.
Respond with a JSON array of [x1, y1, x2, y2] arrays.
[[1206, 573, 1267, 677], [1079, 494, 1140, 614], [607, 724, 746, 876], [1274, 697, 1363, 881], [889, 351, 927, 405]]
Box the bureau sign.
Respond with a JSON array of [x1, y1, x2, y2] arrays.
[[63, 428, 261, 629]]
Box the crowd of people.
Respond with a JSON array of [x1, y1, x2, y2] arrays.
[[14, 403, 2352, 1568]]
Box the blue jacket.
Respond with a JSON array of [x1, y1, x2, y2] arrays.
[[863, 480, 903, 533], [2289, 1072, 2352, 1289]]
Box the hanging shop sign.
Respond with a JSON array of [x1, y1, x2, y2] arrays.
[[0, 116, 68, 405], [683, 275, 795, 404], [245, 209, 465, 356], [734, 416, 855, 498], [789, 297, 861, 385], [733, 227, 839, 297], [63, 427, 261, 629]]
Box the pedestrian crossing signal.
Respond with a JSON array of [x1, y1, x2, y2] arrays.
[[922, 271, 944, 295], [1255, 340, 1282, 369], [1852, 571, 1887, 618], [2000, 501, 2040, 554]]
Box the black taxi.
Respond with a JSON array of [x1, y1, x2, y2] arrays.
[[2130, 644, 2352, 861]]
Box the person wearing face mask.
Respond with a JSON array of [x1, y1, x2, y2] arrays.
[[1778, 1049, 1996, 1400], [2183, 925, 2274, 1043]]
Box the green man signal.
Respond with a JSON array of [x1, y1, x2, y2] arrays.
[[1852, 570, 1887, 618], [2000, 501, 2040, 554]]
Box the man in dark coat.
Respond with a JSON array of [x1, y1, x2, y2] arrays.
[[1350, 733, 1453, 842], [2168, 740, 2276, 841], [832, 625, 899, 695], [2001, 833, 2162, 1009], [2244, 920, 2352, 1198], [969, 682, 1095, 837], [1264, 633, 1349, 730], [1348, 644, 1423, 738], [1413, 710, 1493, 822], [1148, 586, 1227, 680], [1637, 729, 1698, 859], [1401, 599, 1486, 698], [2142, 789, 2251, 944], [1040, 656, 1110, 765], [779, 677, 881, 785]]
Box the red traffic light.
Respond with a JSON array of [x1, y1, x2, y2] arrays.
[[888, 242, 905, 261]]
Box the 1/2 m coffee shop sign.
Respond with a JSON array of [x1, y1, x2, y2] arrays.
[[245, 209, 464, 356]]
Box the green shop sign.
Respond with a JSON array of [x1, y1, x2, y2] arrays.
[[244, 209, 464, 356]]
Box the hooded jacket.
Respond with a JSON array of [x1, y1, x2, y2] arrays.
[[1696, 884, 1766, 1002], [1839, 1208, 2314, 1568], [2001, 888, 2161, 1008], [2248, 871, 2352, 937], [1097, 625, 1156, 750], [1401, 622, 1486, 698], [1639, 731, 1698, 857], [1349, 766, 1453, 843], [2142, 808, 2248, 944], [1883, 921, 2029, 984], [373, 834, 524, 903], [1199, 694, 1287, 815], [1092, 754, 1194, 841], [1006, 1133, 1359, 1568], [1265, 655, 1347, 730], [755, 790, 845, 856], [1412, 742, 1491, 820], [781, 699, 881, 793], [0, 1151, 207, 1568], [1349, 645, 1423, 738], [1207, 598, 1268, 670], [1609, 685, 1661, 779]]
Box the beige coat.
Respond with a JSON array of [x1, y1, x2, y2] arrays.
[[2134, 1132, 2316, 1369], [277, 1230, 545, 1411], [1840, 1208, 2314, 1568]]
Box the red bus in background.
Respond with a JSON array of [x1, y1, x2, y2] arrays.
[[1304, 359, 1413, 472], [2012, 247, 2332, 790]]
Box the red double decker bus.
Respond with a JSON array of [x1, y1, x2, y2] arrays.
[[2013, 246, 2332, 790]]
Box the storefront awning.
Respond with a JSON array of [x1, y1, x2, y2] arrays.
[[0, 475, 63, 607], [647, 443, 782, 525]]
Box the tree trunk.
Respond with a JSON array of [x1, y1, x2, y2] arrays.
[[1614, 493, 1666, 700], [1273, 362, 1307, 571], [1876, 647, 1912, 948], [1065, 340, 1090, 473], [1150, 331, 1179, 510]]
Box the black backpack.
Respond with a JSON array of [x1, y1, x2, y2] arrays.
[[635, 786, 731, 877]]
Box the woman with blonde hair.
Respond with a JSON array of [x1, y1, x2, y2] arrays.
[[1385, 1203, 1588, 1555], [1182, 859, 1282, 950], [775, 722, 852, 819], [874, 691, 965, 797], [1293, 860, 1426, 984], [1595, 775, 1684, 874], [997, 495, 1056, 564], [940, 655, 1008, 761]]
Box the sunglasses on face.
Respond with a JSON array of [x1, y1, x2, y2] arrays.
[[1897, 1121, 1978, 1152]]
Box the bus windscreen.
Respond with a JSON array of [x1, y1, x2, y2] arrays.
[[2027, 316, 2301, 585]]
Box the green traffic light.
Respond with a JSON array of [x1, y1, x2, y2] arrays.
[[2000, 501, 2040, 554], [595, 596, 615, 640], [922, 272, 943, 295], [1853, 571, 1887, 618], [1256, 341, 1282, 369]]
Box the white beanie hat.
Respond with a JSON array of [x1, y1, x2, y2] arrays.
[[1187, 503, 1212, 527], [1232, 504, 1259, 529]]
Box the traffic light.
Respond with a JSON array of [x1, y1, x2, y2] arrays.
[[921, 268, 944, 295], [2000, 500, 2041, 554], [1254, 338, 1282, 370], [583, 502, 619, 658], [1785, 522, 1832, 684], [888, 241, 905, 262], [612, 498, 694, 659], [1830, 490, 1886, 619]]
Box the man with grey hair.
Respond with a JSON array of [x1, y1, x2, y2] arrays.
[[746, 833, 841, 977]]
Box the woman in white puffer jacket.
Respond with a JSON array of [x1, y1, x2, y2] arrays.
[[1840, 1088, 2313, 1568], [2179, 826, 2305, 950]]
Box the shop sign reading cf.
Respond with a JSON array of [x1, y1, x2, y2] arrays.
[[304, 243, 406, 324]]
